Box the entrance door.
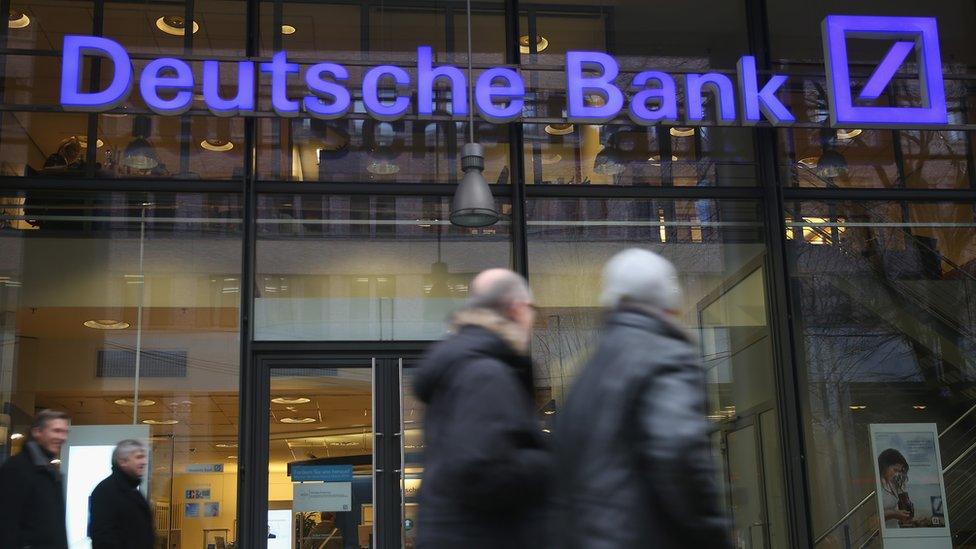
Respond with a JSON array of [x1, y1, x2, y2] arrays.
[[718, 410, 788, 549], [256, 353, 422, 549]]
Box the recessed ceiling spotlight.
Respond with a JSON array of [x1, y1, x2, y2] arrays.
[[836, 128, 863, 140], [913, 404, 927, 410], [271, 397, 311, 405], [155, 16, 199, 36], [8, 10, 30, 29], [669, 127, 696, 138], [84, 319, 130, 330], [848, 405, 867, 411], [114, 398, 156, 407], [544, 123, 575, 136], [215, 442, 238, 448], [518, 34, 548, 54], [142, 419, 179, 425], [797, 156, 820, 168], [200, 139, 234, 152], [226, 455, 237, 459], [280, 417, 316, 424], [281, 24, 297, 35]]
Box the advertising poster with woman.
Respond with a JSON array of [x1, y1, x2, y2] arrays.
[[870, 424, 951, 549]]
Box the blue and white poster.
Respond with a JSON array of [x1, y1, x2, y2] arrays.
[[870, 423, 951, 549]]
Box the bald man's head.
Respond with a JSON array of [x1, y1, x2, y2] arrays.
[[468, 269, 533, 313]]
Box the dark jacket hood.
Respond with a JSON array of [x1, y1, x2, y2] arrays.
[[414, 308, 532, 404]]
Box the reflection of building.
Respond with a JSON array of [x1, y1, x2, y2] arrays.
[[0, 1, 975, 548]]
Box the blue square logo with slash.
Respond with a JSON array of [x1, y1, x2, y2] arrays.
[[822, 15, 947, 127]]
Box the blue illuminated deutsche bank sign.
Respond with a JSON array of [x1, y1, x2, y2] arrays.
[[59, 15, 948, 129]]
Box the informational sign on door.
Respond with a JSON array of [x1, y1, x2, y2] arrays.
[[293, 482, 352, 513], [870, 424, 951, 549]]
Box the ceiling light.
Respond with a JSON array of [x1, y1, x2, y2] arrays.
[[226, 455, 237, 459], [797, 156, 819, 168], [913, 405, 927, 410], [50, 459, 61, 465], [200, 139, 234, 152], [647, 154, 679, 166], [114, 398, 156, 407], [541, 153, 562, 165], [669, 127, 695, 138], [216, 442, 238, 448], [155, 16, 199, 36], [280, 417, 316, 424], [542, 428, 551, 434], [272, 397, 310, 405], [84, 319, 130, 330], [543, 410, 555, 416], [142, 419, 179, 425], [76, 136, 104, 149], [848, 405, 867, 411], [816, 149, 848, 178], [8, 10, 29, 29], [544, 123, 574, 136], [281, 24, 296, 35], [518, 34, 548, 54], [10, 433, 23, 440], [836, 128, 862, 140], [451, 143, 498, 227]]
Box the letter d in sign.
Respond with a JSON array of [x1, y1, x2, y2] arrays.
[[61, 35, 133, 111]]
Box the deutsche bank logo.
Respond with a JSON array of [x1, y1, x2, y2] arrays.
[[822, 15, 947, 127]]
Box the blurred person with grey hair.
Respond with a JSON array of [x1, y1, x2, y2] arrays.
[[552, 248, 731, 549], [414, 268, 550, 549], [88, 439, 154, 549]]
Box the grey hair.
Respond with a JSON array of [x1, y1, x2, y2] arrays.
[[467, 271, 533, 313], [112, 439, 147, 465], [31, 409, 70, 432], [600, 248, 683, 312]]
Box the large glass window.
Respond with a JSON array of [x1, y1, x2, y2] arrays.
[[788, 200, 976, 547], [526, 196, 787, 547], [0, 191, 242, 549], [254, 194, 512, 340]]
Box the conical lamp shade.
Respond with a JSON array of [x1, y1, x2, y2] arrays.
[[450, 143, 498, 227]]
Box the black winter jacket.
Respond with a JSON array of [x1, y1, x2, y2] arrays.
[[413, 310, 550, 549], [552, 309, 732, 549], [88, 466, 155, 549], [0, 441, 69, 549]]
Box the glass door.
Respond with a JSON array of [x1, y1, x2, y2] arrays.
[[258, 353, 421, 549]]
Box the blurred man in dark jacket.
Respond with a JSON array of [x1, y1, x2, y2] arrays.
[[0, 409, 71, 549], [414, 268, 549, 549], [553, 249, 732, 549], [89, 439, 154, 549]]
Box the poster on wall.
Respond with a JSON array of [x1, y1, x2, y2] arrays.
[[185, 487, 211, 500], [184, 503, 200, 518], [870, 424, 951, 549], [204, 502, 220, 517]]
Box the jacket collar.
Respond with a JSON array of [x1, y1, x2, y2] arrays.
[[25, 440, 55, 467], [451, 308, 530, 356], [606, 302, 694, 343]]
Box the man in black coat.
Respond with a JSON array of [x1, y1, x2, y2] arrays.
[[414, 268, 549, 549], [0, 409, 71, 549], [89, 439, 155, 549], [552, 249, 732, 549]]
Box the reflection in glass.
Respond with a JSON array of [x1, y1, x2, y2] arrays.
[[255, 194, 511, 340], [0, 191, 243, 549]]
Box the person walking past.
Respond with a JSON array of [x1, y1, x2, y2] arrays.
[[88, 439, 154, 549], [414, 268, 549, 549], [0, 409, 71, 549], [552, 249, 731, 549]]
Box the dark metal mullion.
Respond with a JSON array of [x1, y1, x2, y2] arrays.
[[238, 0, 262, 546], [271, 0, 283, 179], [86, 0, 106, 178], [746, 0, 813, 548], [505, 0, 527, 277], [178, 0, 196, 177]]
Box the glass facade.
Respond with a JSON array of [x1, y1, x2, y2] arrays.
[[0, 0, 973, 548]]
